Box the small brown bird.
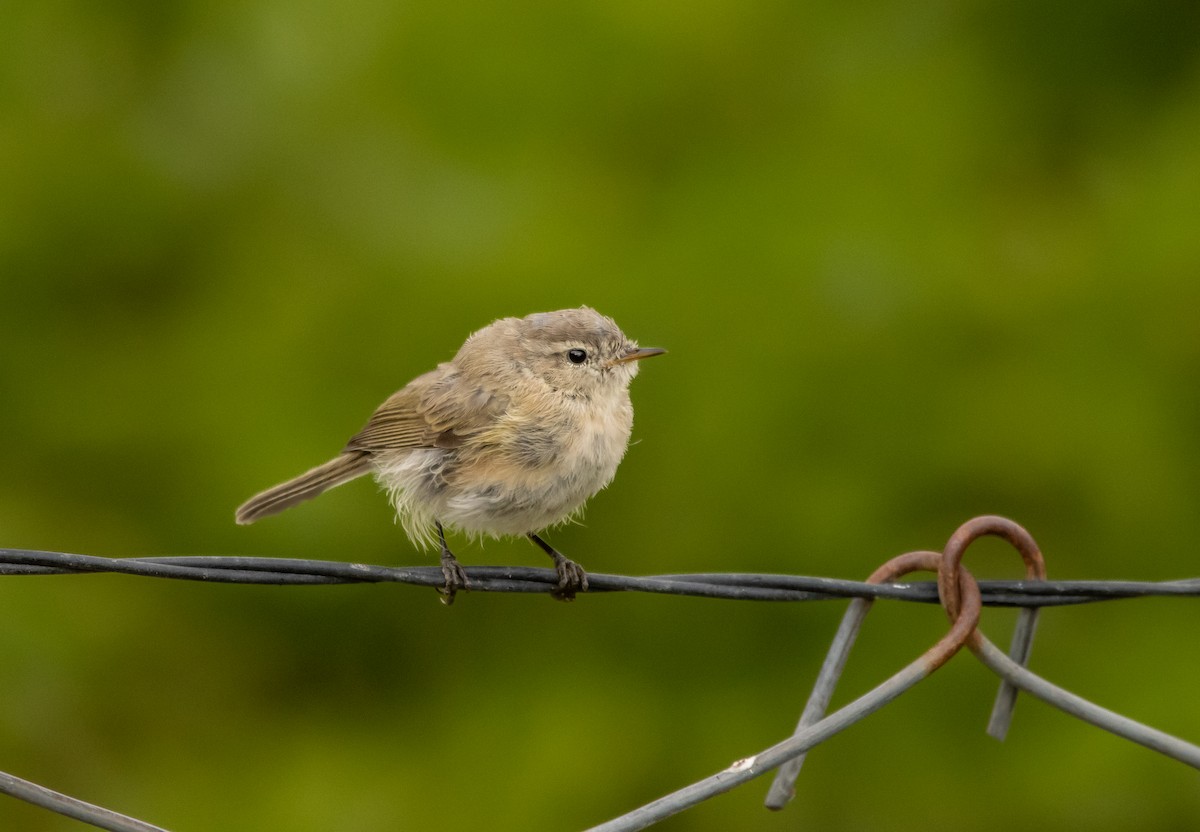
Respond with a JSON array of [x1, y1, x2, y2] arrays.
[[236, 307, 664, 600]]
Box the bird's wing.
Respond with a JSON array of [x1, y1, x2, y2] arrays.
[[344, 366, 508, 453]]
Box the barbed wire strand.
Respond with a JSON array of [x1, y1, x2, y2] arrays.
[[2, 549, 1199, 605]]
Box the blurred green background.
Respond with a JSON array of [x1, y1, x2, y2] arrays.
[[2, 0, 1200, 829]]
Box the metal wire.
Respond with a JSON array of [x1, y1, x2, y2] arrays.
[[2, 548, 1198, 605], [1, 523, 1199, 832], [0, 772, 169, 832]]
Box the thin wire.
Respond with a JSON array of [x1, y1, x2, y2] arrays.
[[764, 551, 943, 810], [1, 549, 1198, 606], [971, 632, 1200, 767], [0, 771, 170, 832]]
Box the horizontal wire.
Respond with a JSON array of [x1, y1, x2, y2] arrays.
[[1, 548, 1197, 607]]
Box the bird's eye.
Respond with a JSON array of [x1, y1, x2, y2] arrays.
[[567, 348, 588, 364]]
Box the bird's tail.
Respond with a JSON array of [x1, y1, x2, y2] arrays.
[[235, 451, 372, 524]]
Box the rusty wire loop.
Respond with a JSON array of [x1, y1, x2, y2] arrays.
[[1, 517, 1200, 832], [939, 515, 1046, 741]]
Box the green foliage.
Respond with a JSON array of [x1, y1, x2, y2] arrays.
[[2, 1, 1199, 829]]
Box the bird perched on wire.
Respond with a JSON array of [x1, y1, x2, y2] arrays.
[[236, 307, 665, 602]]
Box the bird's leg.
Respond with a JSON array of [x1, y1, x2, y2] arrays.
[[437, 522, 469, 604], [528, 533, 589, 601]]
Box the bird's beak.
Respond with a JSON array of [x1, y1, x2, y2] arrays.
[[613, 347, 667, 364]]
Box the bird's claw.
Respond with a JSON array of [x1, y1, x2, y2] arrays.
[[551, 556, 589, 602], [439, 552, 470, 605]]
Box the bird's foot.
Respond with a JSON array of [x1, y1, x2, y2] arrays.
[[527, 533, 589, 601], [438, 549, 470, 605], [548, 550, 589, 602]]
